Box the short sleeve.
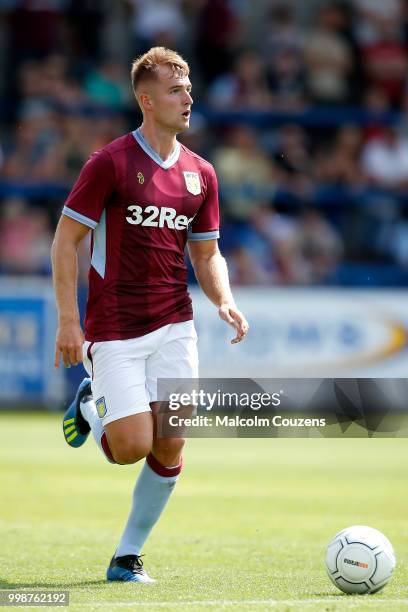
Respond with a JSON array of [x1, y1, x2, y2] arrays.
[[188, 164, 220, 241], [62, 150, 115, 229]]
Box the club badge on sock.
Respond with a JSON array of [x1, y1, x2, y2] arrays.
[[96, 396, 107, 418]]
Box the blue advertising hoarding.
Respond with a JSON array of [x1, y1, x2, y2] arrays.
[[0, 278, 64, 406]]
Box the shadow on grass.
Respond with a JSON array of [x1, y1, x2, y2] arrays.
[[0, 578, 107, 589], [314, 592, 354, 598]]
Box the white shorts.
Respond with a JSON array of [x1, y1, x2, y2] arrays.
[[82, 320, 198, 427]]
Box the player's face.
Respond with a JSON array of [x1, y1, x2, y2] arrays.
[[148, 66, 193, 134]]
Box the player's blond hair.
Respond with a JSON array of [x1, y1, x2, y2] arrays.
[[131, 47, 190, 101]]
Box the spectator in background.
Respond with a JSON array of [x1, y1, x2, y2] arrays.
[[33, 54, 69, 103], [361, 19, 407, 108], [315, 125, 365, 188], [228, 245, 274, 286], [261, 4, 304, 58], [213, 124, 275, 221], [194, 0, 237, 85], [352, 0, 403, 45], [362, 124, 408, 189], [327, 1, 363, 104], [304, 3, 353, 105], [261, 5, 307, 109], [295, 208, 343, 283], [223, 203, 293, 286], [266, 49, 307, 110], [84, 59, 130, 110], [4, 0, 65, 62], [2, 0, 66, 110], [208, 49, 272, 110], [57, 114, 93, 183], [16, 59, 48, 106], [2, 102, 60, 182], [0, 198, 52, 275], [273, 125, 313, 197], [362, 86, 394, 141], [249, 203, 306, 284], [64, 0, 109, 66], [363, 86, 392, 115], [361, 121, 408, 265], [127, 0, 187, 54]]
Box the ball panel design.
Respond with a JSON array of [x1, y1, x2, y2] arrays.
[[337, 543, 375, 582], [325, 538, 343, 574], [336, 577, 370, 594], [370, 550, 396, 586]]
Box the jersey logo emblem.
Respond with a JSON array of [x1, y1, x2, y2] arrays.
[[137, 172, 145, 184], [96, 396, 107, 418], [183, 171, 201, 195]]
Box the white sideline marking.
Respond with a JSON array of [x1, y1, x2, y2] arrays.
[[82, 598, 408, 608]]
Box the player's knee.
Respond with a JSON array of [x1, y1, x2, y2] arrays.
[[169, 437, 185, 455], [153, 437, 185, 466], [112, 441, 151, 465]]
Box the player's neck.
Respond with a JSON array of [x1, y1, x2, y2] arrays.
[[139, 124, 178, 163]]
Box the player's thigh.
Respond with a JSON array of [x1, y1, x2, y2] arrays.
[[105, 412, 153, 463], [84, 339, 153, 452], [145, 321, 199, 400]]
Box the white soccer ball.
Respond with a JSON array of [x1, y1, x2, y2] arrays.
[[325, 525, 396, 594]]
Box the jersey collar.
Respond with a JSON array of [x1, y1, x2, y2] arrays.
[[132, 128, 181, 170]]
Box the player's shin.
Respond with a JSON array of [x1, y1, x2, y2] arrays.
[[114, 452, 183, 557]]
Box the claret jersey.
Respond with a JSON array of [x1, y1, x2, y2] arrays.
[[62, 128, 220, 341]]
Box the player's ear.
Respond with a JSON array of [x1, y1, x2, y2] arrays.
[[138, 91, 153, 112]]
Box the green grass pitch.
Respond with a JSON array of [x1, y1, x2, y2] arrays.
[[0, 412, 407, 611]]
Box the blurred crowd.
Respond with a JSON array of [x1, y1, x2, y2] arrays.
[[2, 0, 408, 285]]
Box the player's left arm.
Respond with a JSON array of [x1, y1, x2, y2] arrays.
[[188, 239, 249, 344]]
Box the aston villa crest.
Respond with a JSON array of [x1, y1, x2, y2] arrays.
[[183, 171, 201, 195], [96, 396, 107, 418]]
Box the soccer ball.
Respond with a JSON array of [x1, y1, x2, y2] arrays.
[[325, 525, 396, 594]]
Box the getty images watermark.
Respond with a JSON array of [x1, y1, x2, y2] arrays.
[[167, 389, 326, 429], [156, 378, 408, 438]]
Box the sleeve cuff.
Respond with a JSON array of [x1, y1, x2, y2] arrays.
[[62, 206, 98, 229], [187, 230, 220, 241]]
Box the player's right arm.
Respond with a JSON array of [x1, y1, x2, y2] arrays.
[[51, 149, 115, 368], [51, 216, 90, 368]]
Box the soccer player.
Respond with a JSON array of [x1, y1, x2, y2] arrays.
[[51, 47, 249, 583]]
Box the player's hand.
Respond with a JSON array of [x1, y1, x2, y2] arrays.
[[54, 319, 84, 368], [218, 303, 249, 344]]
